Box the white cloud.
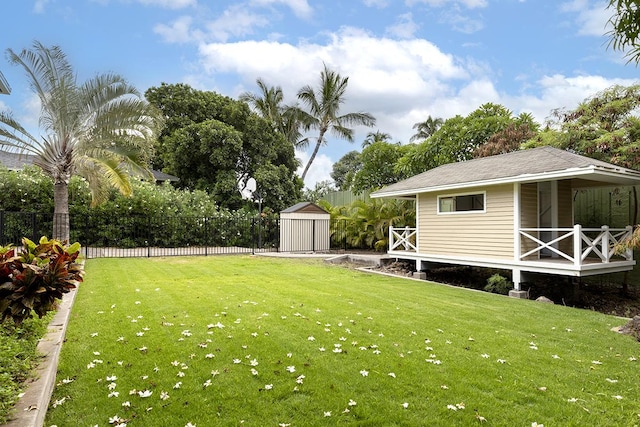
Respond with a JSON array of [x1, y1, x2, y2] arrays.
[[561, 0, 610, 37], [363, 0, 389, 8], [250, 0, 313, 19], [386, 13, 419, 39], [154, 16, 196, 44], [137, 0, 196, 8], [204, 5, 270, 42], [33, 0, 51, 13], [405, 0, 488, 9], [296, 151, 333, 188]]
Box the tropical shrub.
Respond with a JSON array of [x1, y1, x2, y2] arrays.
[[0, 237, 84, 324], [320, 198, 415, 251], [484, 273, 512, 295]]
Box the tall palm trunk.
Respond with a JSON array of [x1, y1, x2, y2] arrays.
[[301, 129, 326, 181], [53, 182, 70, 242]]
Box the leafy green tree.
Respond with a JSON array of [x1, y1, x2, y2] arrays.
[[302, 180, 336, 203], [606, 0, 640, 64], [297, 64, 376, 181], [410, 116, 444, 142], [0, 41, 160, 242], [330, 150, 362, 190], [352, 141, 411, 194], [145, 83, 302, 212], [397, 103, 516, 177], [474, 113, 540, 158]]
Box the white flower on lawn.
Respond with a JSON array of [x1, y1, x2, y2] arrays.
[[93, 351, 101, 356], [359, 346, 368, 351], [296, 374, 305, 384], [108, 382, 117, 390], [592, 360, 603, 365], [567, 398, 578, 402], [447, 404, 458, 411], [91, 332, 98, 337], [185, 423, 196, 427], [481, 354, 490, 358], [402, 402, 409, 409], [129, 389, 138, 395], [211, 370, 220, 377], [333, 348, 343, 353], [139, 346, 147, 352], [115, 423, 127, 427], [319, 347, 326, 352], [348, 399, 357, 406], [135, 301, 141, 304], [264, 384, 273, 390], [173, 382, 182, 389], [233, 359, 242, 364], [552, 354, 560, 359], [250, 359, 259, 366], [108, 391, 120, 398], [160, 391, 170, 401], [199, 343, 208, 348], [612, 395, 623, 400], [52, 397, 67, 408], [203, 379, 212, 388], [60, 377, 74, 385], [138, 390, 152, 398], [111, 304, 116, 309], [339, 337, 347, 341], [117, 337, 124, 342], [122, 401, 130, 407], [87, 362, 96, 369], [324, 411, 331, 417], [373, 349, 381, 355], [154, 366, 160, 372], [251, 368, 259, 376], [141, 375, 148, 380], [441, 385, 448, 389], [205, 353, 214, 359], [286, 366, 296, 373], [497, 359, 506, 364], [251, 332, 258, 337], [117, 361, 124, 366], [182, 330, 192, 337], [388, 372, 396, 378], [143, 327, 150, 331], [136, 332, 144, 337], [308, 336, 315, 341], [287, 353, 293, 358], [629, 356, 637, 361], [360, 370, 369, 377], [106, 375, 117, 381], [606, 378, 618, 383], [131, 319, 137, 323], [565, 328, 572, 332], [177, 371, 185, 378], [531, 423, 544, 427]]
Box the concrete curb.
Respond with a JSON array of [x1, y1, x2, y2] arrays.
[[4, 286, 78, 427]]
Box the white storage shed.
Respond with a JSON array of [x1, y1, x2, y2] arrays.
[[279, 202, 330, 252]]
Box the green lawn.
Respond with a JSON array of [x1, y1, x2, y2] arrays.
[[46, 256, 640, 426]]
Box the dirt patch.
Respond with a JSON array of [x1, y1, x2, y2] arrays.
[[372, 262, 640, 318]]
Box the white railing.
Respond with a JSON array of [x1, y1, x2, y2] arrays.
[[389, 226, 417, 252], [519, 225, 633, 266]]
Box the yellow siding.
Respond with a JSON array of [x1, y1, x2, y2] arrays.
[[418, 184, 514, 260]]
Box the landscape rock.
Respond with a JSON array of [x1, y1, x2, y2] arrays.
[[618, 315, 640, 342], [535, 296, 554, 304]]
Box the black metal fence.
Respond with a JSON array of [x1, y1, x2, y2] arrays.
[[0, 211, 352, 258]]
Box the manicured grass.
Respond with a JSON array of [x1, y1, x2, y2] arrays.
[[0, 314, 51, 424], [46, 256, 640, 426]]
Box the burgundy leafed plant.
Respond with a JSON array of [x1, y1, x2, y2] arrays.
[[0, 237, 84, 324]]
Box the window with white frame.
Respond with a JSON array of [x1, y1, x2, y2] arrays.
[[438, 192, 485, 213]]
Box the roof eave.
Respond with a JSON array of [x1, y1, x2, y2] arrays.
[[371, 166, 640, 198]]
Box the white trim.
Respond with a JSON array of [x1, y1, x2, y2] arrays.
[[436, 191, 487, 215], [371, 166, 640, 199], [415, 193, 420, 251], [513, 182, 520, 262]]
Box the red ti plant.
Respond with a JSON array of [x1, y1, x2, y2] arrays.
[[0, 237, 84, 324]]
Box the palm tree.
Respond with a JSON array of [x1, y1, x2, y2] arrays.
[[240, 78, 309, 149], [0, 41, 160, 242], [297, 64, 376, 182], [362, 130, 392, 148], [410, 116, 443, 142]]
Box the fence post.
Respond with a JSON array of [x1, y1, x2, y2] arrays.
[[251, 218, 256, 255]]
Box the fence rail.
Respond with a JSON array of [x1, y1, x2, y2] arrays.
[[0, 211, 358, 258]]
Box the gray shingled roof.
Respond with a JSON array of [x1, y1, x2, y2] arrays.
[[372, 146, 640, 197]]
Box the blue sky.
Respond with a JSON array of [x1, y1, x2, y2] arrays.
[[1, 0, 638, 189]]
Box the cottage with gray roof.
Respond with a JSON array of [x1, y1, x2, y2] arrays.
[[371, 146, 640, 296]]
